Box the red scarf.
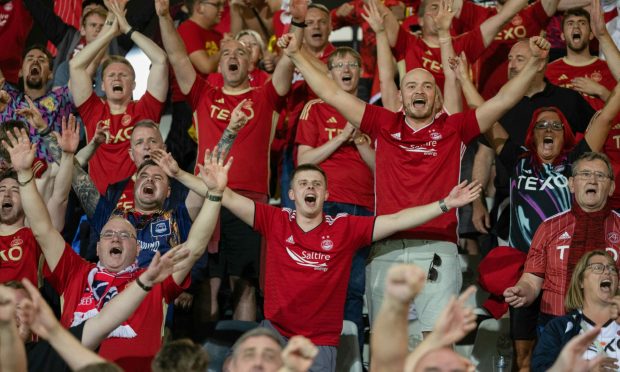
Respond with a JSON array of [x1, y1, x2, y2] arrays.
[[565, 201, 611, 293], [72, 263, 140, 338]]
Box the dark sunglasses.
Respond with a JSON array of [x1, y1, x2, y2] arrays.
[[427, 254, 442, 282]]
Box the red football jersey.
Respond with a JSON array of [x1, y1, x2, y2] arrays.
[[525, 209, 620, 316], [295, 99, 374, 210], [459, 0, 550, 99], [0, 227, 41, 284], [172, 19, 223, 102], [253, 203, 375, 346], [392, 26, 484, 92], [44, 246, 189, 370], [188, 77, 285, 195], [360, 105, 480, 242], [78, 92, 164, 194]]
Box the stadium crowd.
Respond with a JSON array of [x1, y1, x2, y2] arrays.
[[2, 0, 620, 370]]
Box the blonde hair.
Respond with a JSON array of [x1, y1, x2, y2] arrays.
[[565, 250, 618, 311]]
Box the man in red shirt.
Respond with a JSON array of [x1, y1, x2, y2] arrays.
[[158, 0, 296, 322], [505, 152, 620, 325], [452, 0, 560, 99], [168, 0, 224, 171], [295, 46, 375, 352], [196, 155, 480, 371], [4, 126, 226, 371], [383, 0, 531, 92], [546, 7, 620, 211], [280, 31, 550, 340], [70, 2, 168, 194]]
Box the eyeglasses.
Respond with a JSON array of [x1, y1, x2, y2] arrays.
[[534, 120, 564, 131], [573, 170, 611, 181], [330, 61, 360, 70], [427, 254, 442, 282], [201, 1, 224, 8], [586, 263, 618, 274], [100, 230, 136, 241]]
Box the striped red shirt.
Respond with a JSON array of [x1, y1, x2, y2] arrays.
[[524, 209, 620, 316]]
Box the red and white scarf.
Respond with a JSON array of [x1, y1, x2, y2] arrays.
[[71, 262, 140, 338]]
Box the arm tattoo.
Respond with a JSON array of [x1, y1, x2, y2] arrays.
[[71, 163, 100, 218], [215, 129, 238, 160], [41, 133, 62, 165]]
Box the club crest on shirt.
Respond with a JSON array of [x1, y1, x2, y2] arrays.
[[430, 131, 442, 141], [321, 236, 334, 251], [511, 14, 523, 26], [151, 220, 171, 237], [591, 72, 603, 82], [10, 237, 23, 247], [608, 232, 620, 244], [121, 114, 132, 127]]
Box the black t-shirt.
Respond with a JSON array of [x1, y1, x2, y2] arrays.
[[499, 138, 590, 253], [26, 323, 85, 372], [485, 81, 596, 200]]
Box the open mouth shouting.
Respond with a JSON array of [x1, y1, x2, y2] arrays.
[[304, 193, 317, 208], [311, 31, 323, 42], [142, 183, 155, 196], [228, 60, 239, 72], [112, 82, 124, 93], [29, 64, 41, 78], [571, 30, 582, 43], [1, 199, 13, 213], [600, 277, 613, 293], [109, 245, 123, 257], [412, 95, 427, 110]]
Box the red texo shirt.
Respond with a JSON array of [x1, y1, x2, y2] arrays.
[[459, 0, 550, 99], [524, 209, 620, 316], [172, 19, 223, 102], [295, 99, 375, 210], [0, 227, 41, 284], [189, 77, 285, 195], [43, 245, 189, 370], [360, 106, 480, 242], [0, 0, 33, 84], [253, 203, 375, 346], [78, 92, 164, 194], [115, 178, 135, 211], [544, 57, 620, 208], [391, 26, 484, 93]]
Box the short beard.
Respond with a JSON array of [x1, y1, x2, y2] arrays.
[[25, 77, 44, 90], [568, 40, 588, 53]]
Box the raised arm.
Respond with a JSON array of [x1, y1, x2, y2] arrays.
[[373, 180, 482, 241], [172, 151, 229, 284], [591, 0, 620, 81], [280, 33, 367, 127], [370, 264, 426, 372], [69, 18, 119, 107], [0, 286, 27, 372], [17, 279, 108, 370], [109, 0, 168, 102], [434, 0, 461, 114], [46, 115, 80, 232], [75, 122, 110, 167], [362, 0, 400, 112], [475, 36, 550, 133], [584, 82, 620, 151], [156, 0, 196, 95], [82, 246, 189, 349], [3, 130, 66, 272], [479, 0, 529, 47]]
